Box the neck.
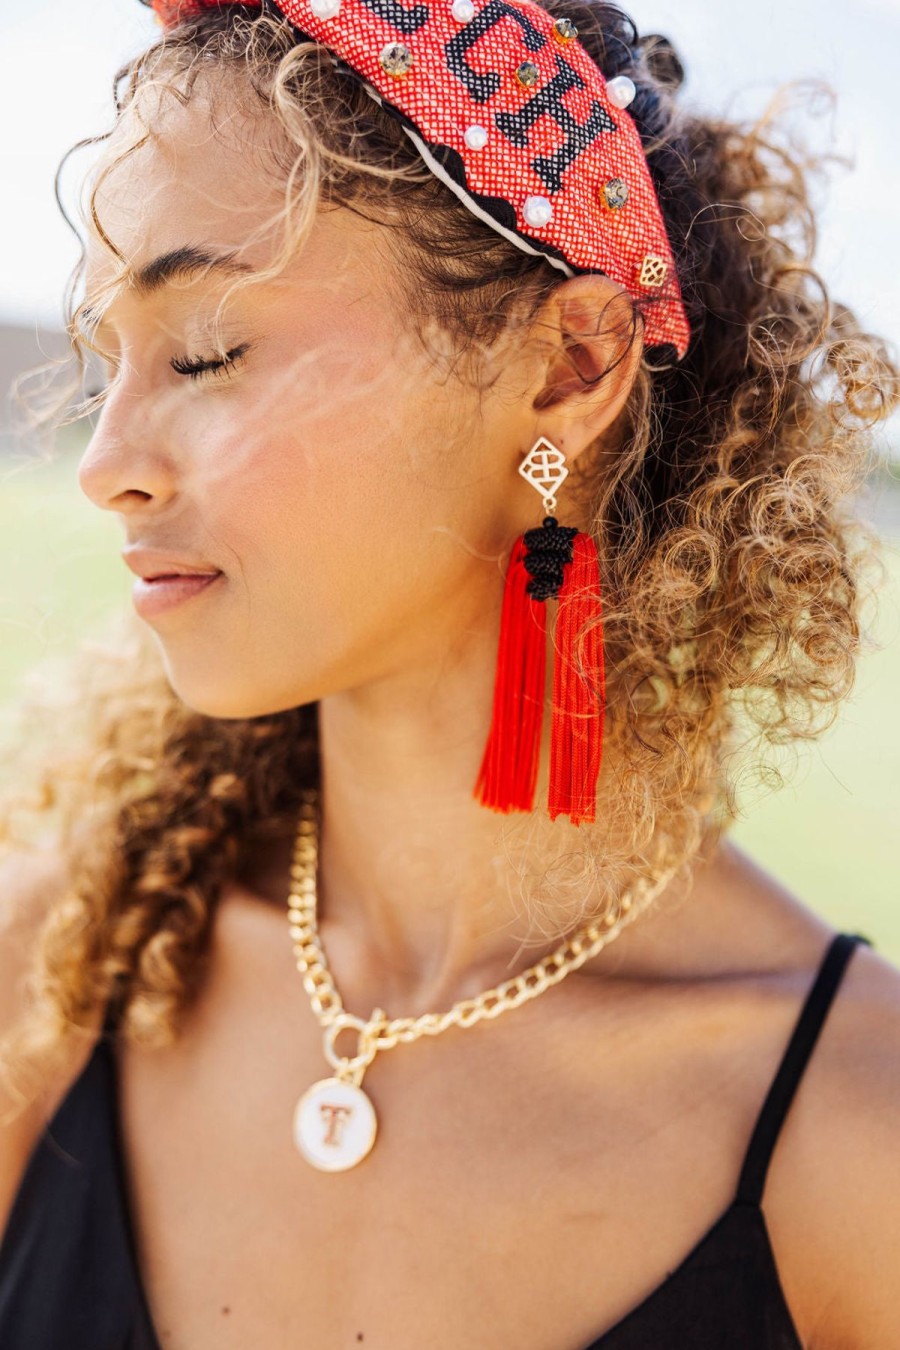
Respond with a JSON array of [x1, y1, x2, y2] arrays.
[[238, 599, 723, 1018], [303, 637, 700, 1019]]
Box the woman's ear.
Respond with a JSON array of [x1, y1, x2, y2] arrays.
[[528, 272, 644, 457]]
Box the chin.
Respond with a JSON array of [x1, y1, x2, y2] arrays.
[[168, 686, 270, 721], [161, 669, 319, 723], [156, 660, 308, 722], [151, 635, 336, 720]]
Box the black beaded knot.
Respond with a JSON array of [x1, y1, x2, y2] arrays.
[[522, 516, 578, 601]]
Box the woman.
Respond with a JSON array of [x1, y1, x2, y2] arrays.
[[0, 0, 898, 1346]]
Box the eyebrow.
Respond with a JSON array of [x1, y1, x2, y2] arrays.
[[82, 245, 256, 326]]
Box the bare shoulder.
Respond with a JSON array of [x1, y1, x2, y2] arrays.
[[793, 935, 900, 1350], [707, 840, 900, 1350]]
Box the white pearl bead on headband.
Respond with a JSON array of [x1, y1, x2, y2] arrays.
[[605, 74, 636, 109]]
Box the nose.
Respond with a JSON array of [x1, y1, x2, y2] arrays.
[[77, 389, 177, 515]]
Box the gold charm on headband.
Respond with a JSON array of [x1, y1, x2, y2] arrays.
[[639, 254, 669, 287]]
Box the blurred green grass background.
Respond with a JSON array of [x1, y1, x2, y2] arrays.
[[2, 432, 899, 963]]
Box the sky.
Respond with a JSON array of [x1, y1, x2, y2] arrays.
[[1, 0, 899, 406]]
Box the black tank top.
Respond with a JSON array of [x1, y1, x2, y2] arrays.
[[0, 929, 873, 1349]]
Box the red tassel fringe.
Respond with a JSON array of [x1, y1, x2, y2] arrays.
[[473, 534, 547, 813], [548, 530, 606, 824], [474, 529, 606, 824]]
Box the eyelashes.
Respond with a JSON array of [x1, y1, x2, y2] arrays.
[[90, 341, 253, 404], [170, 341, 252, 381]]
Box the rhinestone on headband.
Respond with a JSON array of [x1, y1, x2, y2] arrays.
[[601, 176, 629, 210], [551, 16, 577, 43], [379, 41, 413, 76]]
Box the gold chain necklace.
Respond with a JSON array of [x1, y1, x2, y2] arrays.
[[286, 785, 676, 1171]]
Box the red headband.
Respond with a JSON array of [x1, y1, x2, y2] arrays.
[[145, 0, 691, 359]]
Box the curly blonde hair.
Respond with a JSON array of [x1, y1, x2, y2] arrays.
[[2, 0, 898, 1122]]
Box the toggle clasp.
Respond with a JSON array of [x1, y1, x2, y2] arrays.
[[323, 1008, 388, 1085]]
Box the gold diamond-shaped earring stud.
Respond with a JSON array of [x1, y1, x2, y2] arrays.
[[519, 436, 569, 512]]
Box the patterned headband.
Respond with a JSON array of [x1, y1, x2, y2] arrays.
[[143, 0, 692, 360]]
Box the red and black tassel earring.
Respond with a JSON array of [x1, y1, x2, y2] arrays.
[[473, 436, 606, 825]]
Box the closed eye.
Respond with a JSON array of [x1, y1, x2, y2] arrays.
[[170, 342, 252, 380]]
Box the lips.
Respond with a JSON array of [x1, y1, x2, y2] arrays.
[[144, 569, 221, 580], [121, 547, 223, 582], [131, 570, 224, 620]]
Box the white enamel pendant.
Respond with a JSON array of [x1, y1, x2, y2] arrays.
[[293, 1076, 378, 1171]]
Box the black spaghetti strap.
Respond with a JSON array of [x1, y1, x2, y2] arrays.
[[735, 930, 873, 1207], [101, 993, 122, 1039]]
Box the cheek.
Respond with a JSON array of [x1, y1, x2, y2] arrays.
[[182, 347, 470, 707]]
